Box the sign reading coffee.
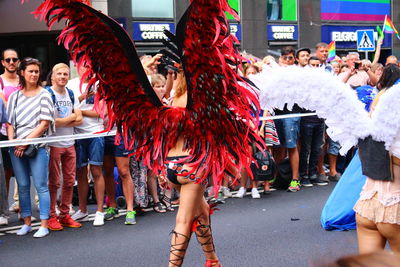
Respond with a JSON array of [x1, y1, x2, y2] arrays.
[[132, 22, 176, 41], [268, 25, 298, 41]]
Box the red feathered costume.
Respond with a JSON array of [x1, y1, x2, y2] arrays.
[[32, 0, 264, 191]]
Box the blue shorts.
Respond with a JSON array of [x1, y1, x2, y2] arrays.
[[114, 138, 133, 158], [274, 117, 300, 149], [76, 137, 104, 167], [103, 136, 132, 158], [327, 137, 341, 156]]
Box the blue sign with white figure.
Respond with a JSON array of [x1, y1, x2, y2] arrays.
[[357, 30, 375, 52]]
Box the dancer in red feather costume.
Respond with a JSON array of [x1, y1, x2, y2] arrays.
[[31, 0, 264, 266]]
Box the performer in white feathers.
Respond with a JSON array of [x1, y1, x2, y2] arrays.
[[252, 63, 400, 254]]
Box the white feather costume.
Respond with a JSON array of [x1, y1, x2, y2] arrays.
[[251, 66, 400, 156]]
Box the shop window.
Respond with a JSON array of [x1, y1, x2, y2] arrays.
[[132, 0, 174, 18], [267, 0, 297, 21], [226, 0, 240, 20]]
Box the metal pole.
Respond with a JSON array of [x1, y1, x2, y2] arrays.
[[365, 51, 368, 60]]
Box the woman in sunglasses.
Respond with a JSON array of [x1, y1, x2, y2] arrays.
[[7, 58, 55, 238]]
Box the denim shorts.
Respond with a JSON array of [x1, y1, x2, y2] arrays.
[[327, 137, 341, 156], [274, 117, 300, 149], [76, 137, 104, 167]]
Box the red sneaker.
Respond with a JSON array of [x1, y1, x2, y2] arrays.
[[48, 216, 63, 231], [205, 259, 221, 267], [59, 215, 82, 228]]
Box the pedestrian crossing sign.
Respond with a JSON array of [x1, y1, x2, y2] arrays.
[[356, 30, 375, 52]]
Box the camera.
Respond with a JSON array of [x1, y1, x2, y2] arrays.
[[354, 62, 361, 69]]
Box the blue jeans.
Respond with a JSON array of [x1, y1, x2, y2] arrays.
[[299, 122, 325, 178], [9, 147, 50, 220], [327, 136, 341, 156], [76, 137, 104, 167], [274, 117, 300, 148]]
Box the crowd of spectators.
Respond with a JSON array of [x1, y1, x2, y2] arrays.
[[0, 39, 398, 237]]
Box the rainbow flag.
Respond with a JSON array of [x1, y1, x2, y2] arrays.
[[327, 41, 336, 62], [383, 15, 400, 39]]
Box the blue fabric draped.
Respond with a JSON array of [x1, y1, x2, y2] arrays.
[[320, 152, 366, 230]]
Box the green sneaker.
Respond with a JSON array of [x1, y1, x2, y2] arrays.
[[125, 211, 137, 225], [287, 180, 300, 192], [104, 207, 119, 221]]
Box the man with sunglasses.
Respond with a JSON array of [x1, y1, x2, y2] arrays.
[[0, 49, 21, 217], [274, 46, 302, 192]]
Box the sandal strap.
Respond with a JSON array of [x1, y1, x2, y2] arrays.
[[153, 202, 166, 212], [169, 230, 191, 267], [193, 219, 215, 253], [161, 195, 175, 211]]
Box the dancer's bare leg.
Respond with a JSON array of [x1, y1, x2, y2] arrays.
[[169, 182, 216, 267], [193, 196, 219, 263], [377, 221, 400, 253], [356, 214, 386, 254]]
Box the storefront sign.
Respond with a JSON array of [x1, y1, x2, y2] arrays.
[[321, 25, 391, 49], [268, 25, 298, 41], [132, 22, 175, 41], [229, 23, 242, 40]]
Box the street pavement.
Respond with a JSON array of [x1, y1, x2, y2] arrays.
[[0, 183, 358, 267]]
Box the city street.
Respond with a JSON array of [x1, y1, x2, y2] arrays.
[[0, 183, 358, 267]]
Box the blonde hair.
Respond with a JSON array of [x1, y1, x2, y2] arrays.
[[52, 63, 70, 73], [150, 74, 166, 87], [174, 71, 187, 98]]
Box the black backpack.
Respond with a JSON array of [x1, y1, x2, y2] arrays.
[[273, 158, 292, 190], [251, 149, 276, 181]]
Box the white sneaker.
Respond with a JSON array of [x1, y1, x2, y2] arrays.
[[251, 188, 261, 199], [69, 205, 75, 215], [33, 227, 49, 238], [221, 187, 232, 198], [71, 210, 88, 221], [234, 187, 246, 198], [0, 216, 8, 226], [8, 202, 19, 213], [16, 224, 32, 236], [93, 211, 104, 227]]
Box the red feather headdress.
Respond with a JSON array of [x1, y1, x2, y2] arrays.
[[31, 0, 264, 189]]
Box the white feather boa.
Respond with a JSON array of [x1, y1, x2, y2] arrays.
[[371, 82, 400, 151], [251, 66, 375, 154]]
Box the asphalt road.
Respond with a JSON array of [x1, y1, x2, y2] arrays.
[[0, 183, 358, 267]]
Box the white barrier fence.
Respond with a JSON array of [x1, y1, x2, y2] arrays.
[[0, 113, 317, 148]]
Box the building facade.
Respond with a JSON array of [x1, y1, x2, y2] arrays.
[[0, 0, 399, 75]]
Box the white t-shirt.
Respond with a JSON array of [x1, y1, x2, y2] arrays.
[[50, 88, 79, 148], [67, 78, 104, 134]]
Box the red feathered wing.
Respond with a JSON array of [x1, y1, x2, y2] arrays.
[[33, 0, 264, 189]]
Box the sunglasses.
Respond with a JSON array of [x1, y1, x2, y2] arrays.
[[4, 58, 19, 63], [283, 56, 294, 61]]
